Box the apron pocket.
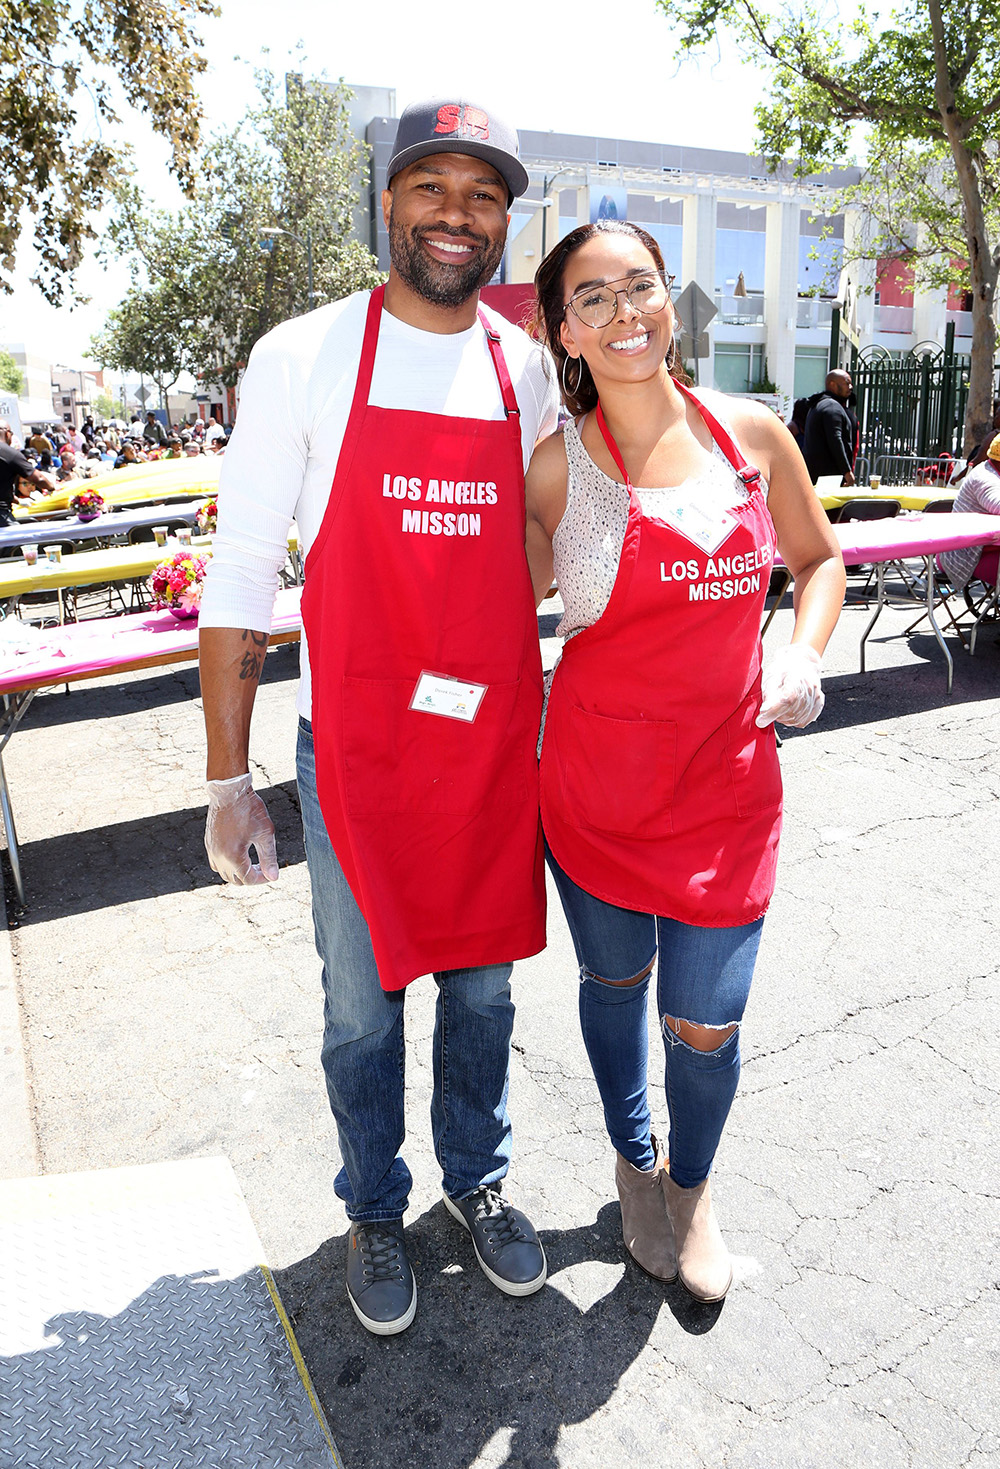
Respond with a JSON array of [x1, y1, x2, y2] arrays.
[[342, 676, 528, 816], [725, 686, 783, 817], [560, 704, 676, 838]]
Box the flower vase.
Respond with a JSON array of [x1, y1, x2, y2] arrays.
[[168, 605, 199, 621], [77, 510, 100, 523]]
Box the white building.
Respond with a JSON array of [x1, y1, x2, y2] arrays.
[[357, 107, 985, 410]]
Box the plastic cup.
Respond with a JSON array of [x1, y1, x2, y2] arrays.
[[176, 528, 192, 546], [20, 544, 38, 566], [869, 475, 881, 491], [152, 526, 168, 546], [43, 544, 62, 563]]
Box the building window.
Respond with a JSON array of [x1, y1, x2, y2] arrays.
[[714, 343, 765, 393], [793, 347, 829, 400]]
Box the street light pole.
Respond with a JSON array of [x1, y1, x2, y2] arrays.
[[259, 225, 316, 312], [540, 167, 575, 261]]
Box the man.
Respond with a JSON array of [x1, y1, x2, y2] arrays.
[[113, 440, 140, 469], [28, 428, 54, 456], [143, 410, 167, 447], [199, 98, 558, 1337], [56, 448, 80, 482], [0, 421, 56, 521], [801, 370, 858, 486]]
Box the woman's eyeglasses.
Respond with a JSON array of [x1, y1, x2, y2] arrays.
[[565, 272, 674, 329]]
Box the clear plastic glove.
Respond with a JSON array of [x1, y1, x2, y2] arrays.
[[205, 772, 279, 885], [756, 644, 825, 729]]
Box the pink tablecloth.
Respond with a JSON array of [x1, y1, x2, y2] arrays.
[[774, 511, 1000, 568], [0, 587, 302, 694]]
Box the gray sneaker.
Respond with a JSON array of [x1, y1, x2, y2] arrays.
[[346, 1219, 417, 1335], [443, 1186, 547, 1296]]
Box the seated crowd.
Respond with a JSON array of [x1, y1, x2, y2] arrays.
[[0, 410, 229, 520]]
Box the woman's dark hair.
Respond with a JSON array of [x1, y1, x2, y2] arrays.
[[530, 219, 688, 415]]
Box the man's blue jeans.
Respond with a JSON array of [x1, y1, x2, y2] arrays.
[[297, 718, 515, 1222], [547, 848, 764, 1189]]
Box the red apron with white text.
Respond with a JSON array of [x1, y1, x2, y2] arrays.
[[540, 385, 782, 925], [302, 286, 545, 989]]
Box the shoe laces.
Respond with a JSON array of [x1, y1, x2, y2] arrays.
[[358, 1224, 404, 1281], [470, 1187, 526, 1246]]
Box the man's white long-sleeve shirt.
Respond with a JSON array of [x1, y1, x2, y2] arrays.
[[199, 291, 559, 717]]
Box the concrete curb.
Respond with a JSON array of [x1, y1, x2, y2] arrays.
[[0, 885, 39, 1180]]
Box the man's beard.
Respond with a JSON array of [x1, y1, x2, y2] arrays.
[[388, 208, 505, 307]]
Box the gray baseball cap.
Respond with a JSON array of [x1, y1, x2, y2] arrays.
[[386, 98, 529, 203]]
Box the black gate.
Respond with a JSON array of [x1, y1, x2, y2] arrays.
[[847, 327, 999, 484]]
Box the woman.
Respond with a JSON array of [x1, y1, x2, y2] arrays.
[[525, 221, 845, 1302]]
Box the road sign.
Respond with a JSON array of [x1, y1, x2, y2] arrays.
[[135, 386, 150, 404], [678, 330, 711, 361], [673, 281, 717, 339], [673, 282, 717, 382]]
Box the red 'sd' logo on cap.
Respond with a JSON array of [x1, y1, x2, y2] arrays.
[[435, 104, 490, 141]]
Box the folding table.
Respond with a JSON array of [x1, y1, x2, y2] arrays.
[[0, 588, 303, 905]]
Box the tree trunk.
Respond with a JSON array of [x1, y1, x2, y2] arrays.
[[927, 0, 998, 451]]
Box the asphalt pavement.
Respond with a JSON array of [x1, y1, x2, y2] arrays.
[[2, 579, 998, 1469]]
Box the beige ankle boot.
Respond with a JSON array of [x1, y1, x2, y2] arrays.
[[662, 1173, 732, 1302], [615, 1136, 677, 1282]]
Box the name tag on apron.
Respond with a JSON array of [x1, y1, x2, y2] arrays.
[[658, 497, 739, 555], [410, 671, 488, 723]]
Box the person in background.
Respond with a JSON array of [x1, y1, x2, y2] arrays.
[[801, 370, 858, 486], [939, 432, 1000, 591], [526, 219, 844, 1303], [56, 448, 80, 482], [143, 410, 167, 448], [103, 424, 121, 452], [0, 421, 56, 522], [28, 428, 54, 456], [114, 441, 140, 470]]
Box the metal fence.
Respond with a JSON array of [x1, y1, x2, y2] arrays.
[[849, 331, 999, 484]]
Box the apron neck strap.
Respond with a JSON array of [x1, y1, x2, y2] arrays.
[[352, 284, 386, 410], [477, 310, 521, 419], [596, 379, 763, 494], [595, 401, 632, 488]]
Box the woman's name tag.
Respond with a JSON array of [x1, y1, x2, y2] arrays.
[[658, 498, 739, 555], [410, 671, 488, 723]]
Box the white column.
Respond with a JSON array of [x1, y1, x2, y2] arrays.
[[681, 191, 717, 384], [763, 199, 800, 410]]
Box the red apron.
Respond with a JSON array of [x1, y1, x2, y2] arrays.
[[302, 286, 545, 990], [540, 384, 782, 925]]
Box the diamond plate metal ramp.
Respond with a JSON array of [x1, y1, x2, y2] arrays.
[[0, 1156, 342, 1468]]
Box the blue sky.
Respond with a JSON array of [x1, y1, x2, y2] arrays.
[[0, 0, 780, 366]]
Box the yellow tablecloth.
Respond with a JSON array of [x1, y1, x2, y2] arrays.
[[15, 457, 223, 518], [0, 541, 213, 597], [817, 484, 955, 512]]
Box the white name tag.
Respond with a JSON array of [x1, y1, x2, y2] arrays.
[[409, 671, 488, 723], [658, 498, 739, 555]]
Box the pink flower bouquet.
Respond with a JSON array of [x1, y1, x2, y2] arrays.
[[196, 497, 218, 534], [70, 487, 105, 518], [149, 549, 212, 619]]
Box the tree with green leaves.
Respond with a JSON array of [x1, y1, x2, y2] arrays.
[[93, 71, 383, 389], [656, 0, 1000, 449], [90, 281, 195, 424], [0, 349, 25, 395], [1, 0, 218, 305]]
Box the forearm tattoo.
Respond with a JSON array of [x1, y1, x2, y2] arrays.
[[238, 627, 268, 682]]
